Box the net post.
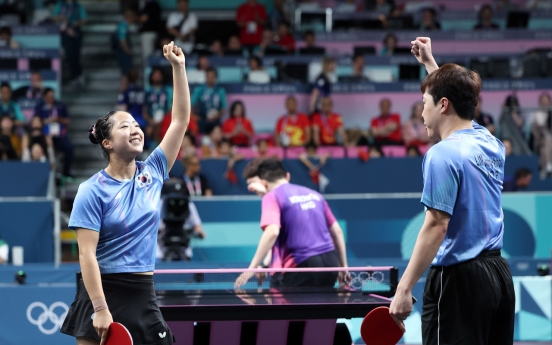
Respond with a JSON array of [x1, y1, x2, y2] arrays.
[[390, 267, 399, 295]]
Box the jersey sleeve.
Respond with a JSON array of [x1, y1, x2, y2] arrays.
[[118, 22, 127, 41], [421, 145, 461, 215], [69, 182, 102, 231], [260, 192, 281, 229], [323, 200, 337, 228], [13, 103, 25, 121], [145, 146, 169, 182], [218, 88, 228, 109], [315, 76, 326, 92], [275, 117, 283, 134]]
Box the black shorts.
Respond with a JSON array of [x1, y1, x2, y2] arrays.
[[61, 273, 175, 345], [271, 250, 340, 288], [422, 250, 515, 345]]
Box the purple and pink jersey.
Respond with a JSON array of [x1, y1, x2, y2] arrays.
[[260, 183, 337, 268]]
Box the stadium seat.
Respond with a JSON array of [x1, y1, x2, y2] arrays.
[[318, 146, 345, 158], [266, 147, 285, 160], [247, 71, 271, 84], [382, 146, 406, 158], [285, 147, 306, 159], [235, 147, 256, 159], [186, 69, 206, 84]]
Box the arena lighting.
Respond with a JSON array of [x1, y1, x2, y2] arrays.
[[15, 270, 26, 284]]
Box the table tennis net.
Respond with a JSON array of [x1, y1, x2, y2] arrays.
[[153, 267, 397, 295]]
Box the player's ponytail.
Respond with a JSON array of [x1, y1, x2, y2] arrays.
[[90, 110, 117, 160]]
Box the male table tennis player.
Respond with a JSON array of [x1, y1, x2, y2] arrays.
[[389, 37, 515, 345], [235, 158, 350, 288]]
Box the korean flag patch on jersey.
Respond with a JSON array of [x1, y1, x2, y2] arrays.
[[136, 171, 153, 188]]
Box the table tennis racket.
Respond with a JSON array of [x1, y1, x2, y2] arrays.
[[360, 297, 417, 345], [105, 322, 133, 345]]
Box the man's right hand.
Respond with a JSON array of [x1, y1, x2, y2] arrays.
[[411, 37, 439, 74], [93, 309, 113, 345]]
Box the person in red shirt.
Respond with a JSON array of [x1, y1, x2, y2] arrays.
[[312, 97, 349, 146], [370, 98, 403, 146], [160, 110, 198, 140], [222, 100, 255, 147], [236, 0, 268, 49], [275, 22, 295, 54], [274, 95, 311, 147]]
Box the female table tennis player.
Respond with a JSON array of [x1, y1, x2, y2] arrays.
[[60, 41, 190, 345]]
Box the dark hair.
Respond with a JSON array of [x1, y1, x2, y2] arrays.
[[88, 111, 117, 160], [184, 132, 196, 146], [229, 100, 246, 118], [127, 69, 139, 84], [42, 87, 54, 98], [207, 124, 221, 135], [420, 63, 482, 120], [149, 67, 165, 85], [515, 167, 532, 180], [0, 26, 12, 36], [220, 138, 232, 146], [478, 4, 493, 21], [383, 33, 398, 45], [353, 54, 364, 62], [257, 158, 287, 182], [370, 145, 385, 157], [242, 158, 263, 179], [504, 95, 520, 112], [249, 56, 263, 68], [423, 7, 437, 17], [304, 30, 315, 39], [206, 67, 218, 78], [305, 141, 317, 151], [406, 145, 421, 156], [0, 82, 11, 90], [256, 138, 268, 146]]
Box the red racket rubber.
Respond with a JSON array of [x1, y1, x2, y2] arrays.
[[105, 322, 133, 345], [360, 307, 404, 345]]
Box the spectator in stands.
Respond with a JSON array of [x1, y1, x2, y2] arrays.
[[373, 0, 393, 15], [473, 98, 496, 135], [502, 138, 513, 156], [345, 54, 369, 82], [312, 97, 349, 146], [370, 97, 402, 146], [144, 68, 173, 143], [0, 116, 20, 160], [474, 4, 500, 30], [21, 116, 55, 166], [210, 40, 224, 57], [13, 71, 44, 102], [269, 0, 289, 30], [0, 82, 25, 127], [178, 132, 197, 160], [34, 88, 73, 176], [309, 56, 336, 114], [201, 125, 224, 157], [380, 33, 398, 56], [191, 67, 227, 134], [531, 92, 552, 178], [406, 145, 422, 157], [182, 154, 213, 196], [154, 36, 172, 57], [222, 100, 255, 147], [248, 56, 264, 71], [275, 21, 295, 54], [160, 110, 199, 140], [499, 94, 527, 155], [117, 69, 146, 130], [226, 35, 244, 56], [300, 30, 326, 55], [138, 0, 162, 66], [166, 0, 197, 54], [196, 54, 211, 71], [51, 0, 88, 86], [526, 0, 552, 9], [275, 95, 311, 147], [335, 0, 360, 13], [419, 8, 441, 31], [114, 8, 137, 90], [254, 29, 276, 56], [255, 138, 278, 159], [0, 26, 20, 48], [236, 0, 268, 53], [503, 167, 532, 192], [297, 0, 321, 11], [299, 141, 330, 172], [402, 101, 431, 147]]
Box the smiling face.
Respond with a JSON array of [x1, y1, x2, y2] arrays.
[[422, 91, 443, 141], [102, 111, 144, 160]]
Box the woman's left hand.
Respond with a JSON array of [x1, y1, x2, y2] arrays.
[[163, 41, 185, 66]]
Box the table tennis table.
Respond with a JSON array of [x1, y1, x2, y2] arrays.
[[154, 266, 398, 345]]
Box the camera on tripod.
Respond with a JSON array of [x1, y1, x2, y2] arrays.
[[160, 179, 197, 261]]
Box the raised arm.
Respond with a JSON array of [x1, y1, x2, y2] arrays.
[[411, 37, 439, 74], [159, 42, 191, 171]]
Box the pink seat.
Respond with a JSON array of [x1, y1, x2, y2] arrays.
[[317, 146, 345, 158], [285, 147, 306, 159], [346, 146, 368, 158], [266, 147, 284, 160], [235, 147, 256, 159], [419, 145, 431, 155], [253, 133, 273, 143], [382, 146, 406, 158]]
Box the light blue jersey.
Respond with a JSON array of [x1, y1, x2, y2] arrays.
[[69, 147, 169, 273], [421, 121, 505, 266]]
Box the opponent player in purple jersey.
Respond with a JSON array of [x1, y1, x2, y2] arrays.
[[235, 158, 350, 288]]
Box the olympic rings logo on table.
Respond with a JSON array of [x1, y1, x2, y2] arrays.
[[350, 271, 386, 289], [26, 301, 69, 335]]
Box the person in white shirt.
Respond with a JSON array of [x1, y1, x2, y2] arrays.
[[166, 0, 198, 54]]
